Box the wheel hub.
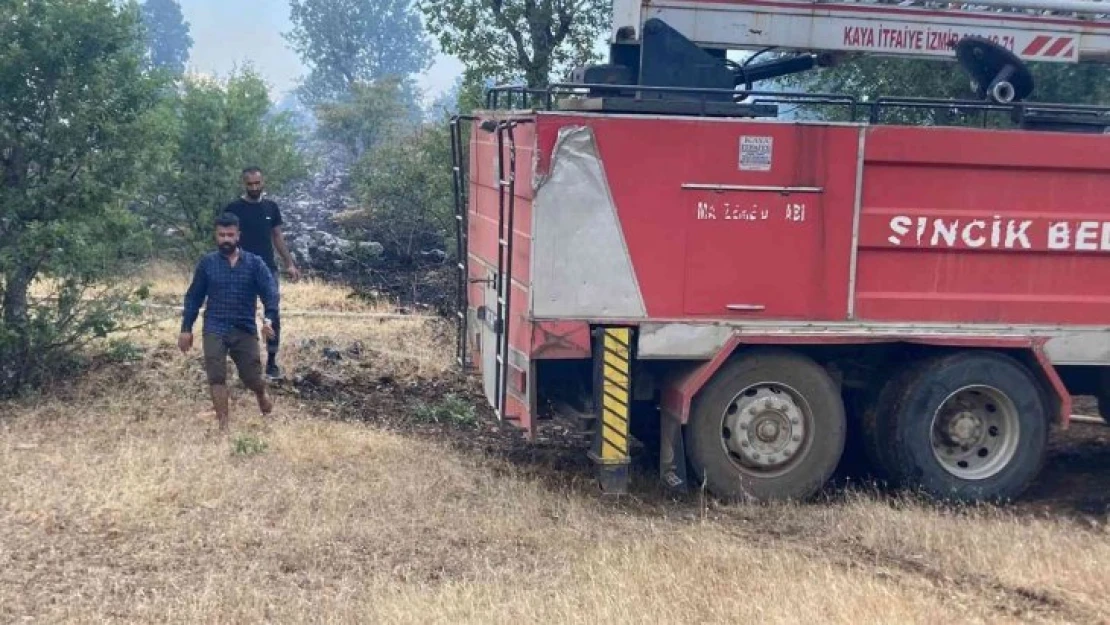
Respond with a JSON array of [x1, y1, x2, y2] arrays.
[[757, 420, 781, 442], [724, 387, 806, 469], [947, 411, 983, 446], [930, 386, 1020, 481]]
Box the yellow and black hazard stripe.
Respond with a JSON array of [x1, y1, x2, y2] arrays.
[[596, 327, 632, 464]]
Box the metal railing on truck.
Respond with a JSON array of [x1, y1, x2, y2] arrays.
[[449, 114, 476, 371], [482, 82, 1110, 132], [485, 83, 859, 120]]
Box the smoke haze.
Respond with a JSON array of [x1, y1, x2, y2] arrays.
[[181, 0, 462, 103]]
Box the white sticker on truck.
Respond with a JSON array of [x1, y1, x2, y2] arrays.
[[739, 136, 773, 172]]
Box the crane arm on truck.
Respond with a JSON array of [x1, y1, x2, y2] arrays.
[[611, 0, 1110, 62], [572, 0, 1110, 108]]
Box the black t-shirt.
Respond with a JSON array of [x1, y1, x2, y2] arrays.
[[223, 198, 283, 270]]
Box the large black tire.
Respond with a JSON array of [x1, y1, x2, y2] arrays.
[[833, 385, 885, 484], [860, 363, 920, 485], [684, 348, 846, 502], [864, 351, 1048, 503]]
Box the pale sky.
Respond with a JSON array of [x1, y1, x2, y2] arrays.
[[180, 0, 464, 104]]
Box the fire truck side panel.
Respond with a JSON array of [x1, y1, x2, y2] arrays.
[[531, 113, 860, 321], [675, 125, 858, 320], [855, 125, 1110, 325]]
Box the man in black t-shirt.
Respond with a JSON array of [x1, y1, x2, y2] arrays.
[[223, 166, 300, 380]]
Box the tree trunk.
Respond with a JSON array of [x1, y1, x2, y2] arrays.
[[1, 264, 35, 396], [526, 63, 549, 90], [3, 265, 33, 327]]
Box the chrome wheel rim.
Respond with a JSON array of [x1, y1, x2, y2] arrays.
[[929, 385, 1020, 480], [720, 383, 811, 477]]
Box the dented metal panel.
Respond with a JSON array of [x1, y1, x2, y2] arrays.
[[638, 323, 734, 359]]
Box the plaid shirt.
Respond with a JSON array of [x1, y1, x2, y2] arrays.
[[181, 249, 279, 337]]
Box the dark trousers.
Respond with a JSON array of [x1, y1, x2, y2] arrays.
[[267, 268, 281, 356], [203, 329, 263, 387]]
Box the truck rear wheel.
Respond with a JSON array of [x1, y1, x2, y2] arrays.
[[685, 349, 846, 502], [867, 352, 1048, 502]]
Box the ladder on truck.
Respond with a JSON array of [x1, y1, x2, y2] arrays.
[[490, 119, 523, 421]]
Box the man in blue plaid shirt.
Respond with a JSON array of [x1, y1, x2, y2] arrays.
[[179, 212, 280, 432]]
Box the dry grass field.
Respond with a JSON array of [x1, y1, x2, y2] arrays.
[[5, 263, 1110, 623]]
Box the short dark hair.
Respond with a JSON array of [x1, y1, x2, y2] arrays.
[[242, 166, 263, 177], [215, 212, 239, 229]]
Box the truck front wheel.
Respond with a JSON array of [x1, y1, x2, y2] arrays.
[[867, 352, 1048, 502], [685, 349, 846, 502]]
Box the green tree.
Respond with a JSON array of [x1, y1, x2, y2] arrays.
[[140, 0, 193, 75], [428, 75, 487, 119], [779, 55, 974, 124], [286, 0, 433, 104], [782, 55, 1110, 125], [0, 0, 166, 396], [338, 121, 455, 264], [1021, 63, 1110, 104], [141, 68, 308, 257], [315, 76, 418, 158], [781, 19, 1110, 124], [420, 0, 610, 88]]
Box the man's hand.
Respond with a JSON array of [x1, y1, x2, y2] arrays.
[[178, 332, 194, 353], [262, 320, 275, 341], [286, 264, 301, 282]]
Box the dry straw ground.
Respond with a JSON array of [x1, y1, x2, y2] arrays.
[[4, 263, 1110, 623]]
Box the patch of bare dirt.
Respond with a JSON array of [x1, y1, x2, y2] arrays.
[[272, 339, 595, 489], [1019, 420, 1110, 519]]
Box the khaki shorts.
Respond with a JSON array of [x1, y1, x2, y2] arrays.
[[203, 330, 263, 387]]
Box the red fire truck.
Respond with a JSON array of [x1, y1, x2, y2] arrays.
[[449, 0, 1110, 503]]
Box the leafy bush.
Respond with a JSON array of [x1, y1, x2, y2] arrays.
[[338, 122, 456, 264], [0, 0, 164, 397], [412, 394, 478, 427], [135, 67, 309, 259], [231, 434, 269, 456]]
